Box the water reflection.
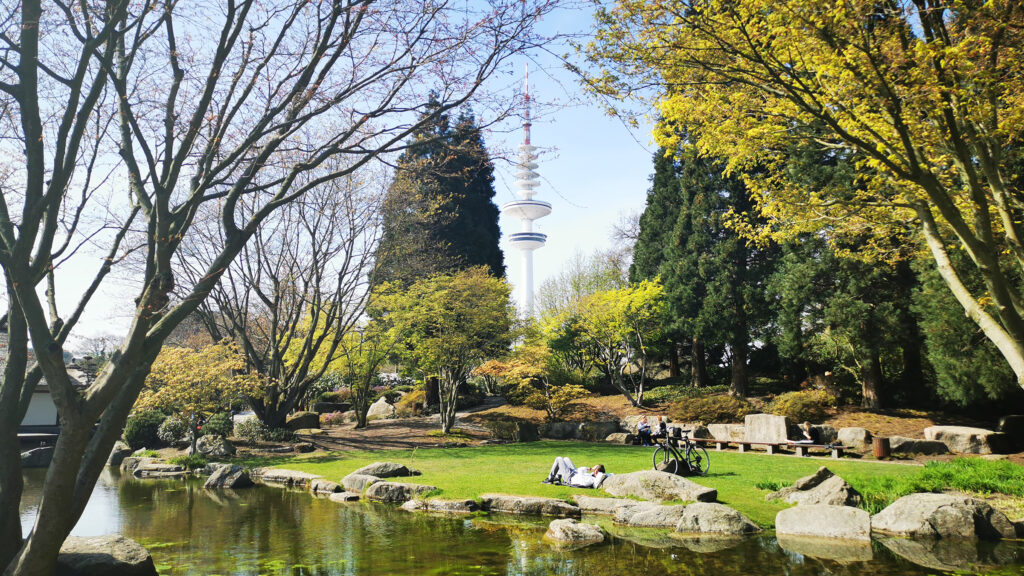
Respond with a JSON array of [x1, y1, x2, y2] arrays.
[[19, 469, 1024, 575]]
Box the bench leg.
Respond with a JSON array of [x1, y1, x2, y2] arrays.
[[715, 442, 727, 451], [766, 445, 779, 455], [795, 446, 807, 457], [831, 448, 844, 459], [738, 444, 748, 453]]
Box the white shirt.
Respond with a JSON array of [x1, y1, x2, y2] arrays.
[[569, 467, 606, 488]]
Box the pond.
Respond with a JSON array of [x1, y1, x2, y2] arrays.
[[20, 469, 1024, 575]]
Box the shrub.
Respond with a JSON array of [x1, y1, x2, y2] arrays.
[[157, 416, 189, 446], [645, 384, 730, 404], [318, 390, 345, 404], [204, 412, 234, 438], [765, 389, 835, 423], [667, 394, 755, 424], [169, 454, 208, 470], [234, 418, 266, 444], [133, 449, 160, 458], [394, 388, 426, 418], [320, 411, 348, 427], [123, 410, 167, 450], [264, 427, 295, 442]]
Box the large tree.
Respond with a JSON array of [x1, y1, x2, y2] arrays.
[[586, 0, 1024, 389], [0, 1, 550, 573]]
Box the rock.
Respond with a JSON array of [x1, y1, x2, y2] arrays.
[[342, 473, 382, 492], [545, 519, 605, 547], [767, 468, 861, 507], [578, 421, 619, 441], [56, 535, 157, 576], [600, 470, 717, 503], [572, 495, 638, 516], [622, 504, 688, 528], [707, 423, 745, 442], [310, 479, 342, 494], [923, 425, 1010, 455], [810, 424, 837, 444], [998, 415, 1024, 449], [294, 442, 316, 453], [364, 481, 437, 503], [871, 492, 1015, 540], [367, 396, 394, 419], [313, 401, 351, 414], [20, 446, 54, 468], [119, 457, 151, 475], [133, 462, 186, 478], [203, 465, 253, 489], [879, 537, 990, 572], [777, 534, 873, 562], [107, 441, 133, 467], [837, 427, 872, 450], [401, 499, 479, 513], [605, 432, 636, 445], [794, 466, 833, 490], [480, 494, 581, 517], [285, 411, 320, 430], [744, 413, 789, 444], [329, 491, 361, 503], [251, 467, 322, 488], [1016, 519, 1024, 538], [675, 503, 760, 535], [350, 461, 419, 478], [687, 425, 712, 439], [201, 462, 229, 476], [540, 421, 579, 440], [619, 415, 647, 432], [484, 420, 540, 442], [612, 502, 659, 525], [776, 504, 871, 541], [888, 436, 950, 455], [196, 435, 236, 457]]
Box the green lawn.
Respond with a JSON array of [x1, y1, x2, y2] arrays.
[[241, 441, 937, 526]]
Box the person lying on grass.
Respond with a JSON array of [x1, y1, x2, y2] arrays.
[[542, 457, 607, 488]]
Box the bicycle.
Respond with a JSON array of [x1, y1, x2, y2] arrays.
[[651, 429, 710, 476]]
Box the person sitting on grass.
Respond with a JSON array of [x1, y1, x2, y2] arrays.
[[542, 457, 607, 488]]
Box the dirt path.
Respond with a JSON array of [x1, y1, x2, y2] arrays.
[[303, 406, 497, 452]]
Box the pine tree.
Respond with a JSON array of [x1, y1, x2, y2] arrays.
[[374, 100, 504, 286]]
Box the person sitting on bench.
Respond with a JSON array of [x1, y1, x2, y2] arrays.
[[636, 416, 653, 446], [542, 457, 607, 488], [653, 416, 668, 440], [789, 421, 815, 444]]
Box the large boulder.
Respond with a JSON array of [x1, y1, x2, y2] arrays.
[[119, 457, 151, 475], [133, 461, 186, 479], [366, 396, 394, 419], [888, 436, 950, 455], [707, 424, 745, 442], [310, 479, 342, 494], [923, 426, 1010, 455], [204, 465, 253, 489], [600, 470, 717, 503], [484, 420, 540, 442], [871, 492, 1015, 540], [540, 421, 579, 440], [578, 421, 619, 441], [545, 519, 605, 547], [342, 473, 382, 493], [766, 467, 862, 507], [401, 499, 478, 513], [196, 435, 235, 457], [285, 411, 320, 430], [810, 424, 837, 444], [106, 441, 133, 467], [837, 427, 872, 450], [612, 502, 658, 525], [56, 535, 157, 576], [313, 401, 351, 414], [364, 481, 436, 503], [776, 504, 871, 541], [744, 414, 788, 444], [621, 504, 688, 528], [777, 535, 873, 562], [605, 432, 636, 445], [349, 461, 419, 478], [480, 494, 581, 517], [21, 446, 54, 468], [572, 495, 638, 516], [251, 467, 322, 488], [675, 503, 760, 535]]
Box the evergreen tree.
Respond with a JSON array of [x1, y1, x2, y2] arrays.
[[374, 100, 504, 286]]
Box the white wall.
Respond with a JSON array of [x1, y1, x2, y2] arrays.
[[22, 393, 58, 427]]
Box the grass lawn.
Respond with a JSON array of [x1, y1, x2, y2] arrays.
[[241, 440, 934, 527]]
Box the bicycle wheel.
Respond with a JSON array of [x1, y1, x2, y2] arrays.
[[652, 446, 679, 475], [686, 445, 711, 475]]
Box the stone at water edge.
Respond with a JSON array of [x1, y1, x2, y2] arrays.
[[204, 465, 253, 489], [349, 461, 419, 478], [401, 499, 479, 513], [675, 503, 761, 535], [572, 495, 639, 516], [871, 492, 1016, 540], [545, 519, 605, 546], [251, 467, 322, 487], [20, 446, 54, 468], [479, 494, 581, 517], [600, 469, 717, 503], [364, 481, 437, 503], [310, 479, 343, 494], [57, 535, 157, 576], [775, 504, 871, 541], [342, 473, 382, 492], [622, 504, 688, 528], [107, 441, 134, 467], [329, 491, 361, 503]]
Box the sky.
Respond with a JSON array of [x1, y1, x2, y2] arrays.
[[52, 3, 659, 348]]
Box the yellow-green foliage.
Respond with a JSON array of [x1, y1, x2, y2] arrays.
[[394, 388, 425, 418], [766, 390, 835, 423], [668, 394, 754, 424]]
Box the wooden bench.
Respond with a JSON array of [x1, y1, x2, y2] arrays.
[[692, 438, 733, 451], [692, 438, 846, 458], [792, 443, 846, 459]]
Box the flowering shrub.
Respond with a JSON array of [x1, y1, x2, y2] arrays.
[[320, 411, 348, 427]]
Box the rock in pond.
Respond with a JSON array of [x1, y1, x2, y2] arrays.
[[204, 465, 253, 489], [56, 535, 157, 576], [766, 467, 862, 507], [888, 436, 950, 455], [776, 504, 871, 541], [342, 473, 382, 493], [620, 504, 688, 528], [310, 479, 342, 494], [119, 457, 151, 475], [675, 503, 760, 535], [480, 494, 581, 517], [329, 492, 361, 503], [572, 495, 637, 516], [401, 499, 478, 513], [106, 441, 133, 467], [133, 461, 186, 479], [871, 492, 1015, 540], [365, 481, 437, 503], [21, 446, 54, 468], [777, 534, 873, 562], [251, 467, 322, 488], [196, 435, 235, 457], [545, 519, 605, 548], [349, 461, 419, 478], [601, 470, 717, 503], [923, 425, 1009, 454], [285, 411, 320, 430]]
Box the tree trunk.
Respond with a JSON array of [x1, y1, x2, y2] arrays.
[[861, 350, 883, 410], [895, 260, 926, 406], [668, 342, 680, 378], [424, 376, 440, 409], [730, 344, 748, 398], [437, 371, 460, 434], [0, 307, 29, 570], [691, 338, 710, 388]]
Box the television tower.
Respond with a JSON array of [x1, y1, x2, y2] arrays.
[[502, 64, 551, 317]]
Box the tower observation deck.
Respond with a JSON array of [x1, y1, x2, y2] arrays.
[[502, 64, 551, 316]]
